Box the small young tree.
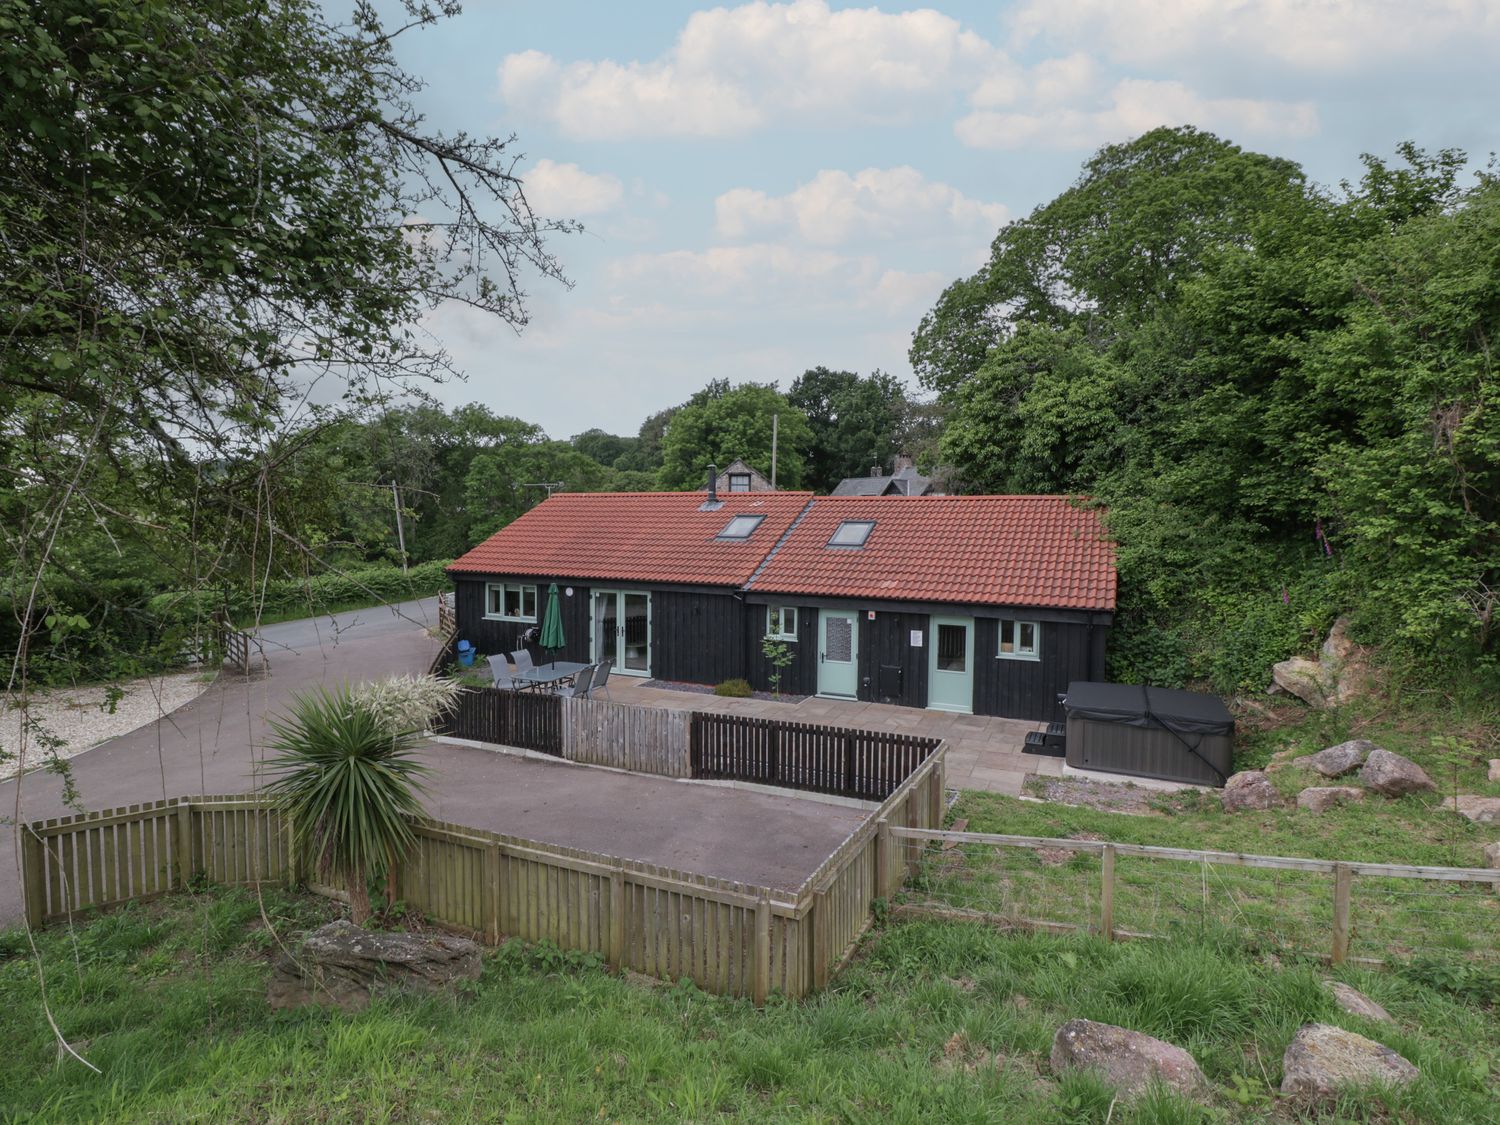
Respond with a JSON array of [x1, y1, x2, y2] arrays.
[[761, 636, 795, 701], [264, 676, 459, 922]]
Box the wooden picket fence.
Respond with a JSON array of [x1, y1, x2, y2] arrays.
[[20, 796, 291, 923], [690, 712, 940, 801], [560, 696, 689, 776], [19, 744, 947, 1002], [437, 688, 563, 755]]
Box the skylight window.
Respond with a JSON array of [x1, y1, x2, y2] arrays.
[[718, 514, 765, 540], [827, 520, 875, 548]]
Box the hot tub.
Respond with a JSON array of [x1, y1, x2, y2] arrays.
[[1060, 681, 1234, 787]]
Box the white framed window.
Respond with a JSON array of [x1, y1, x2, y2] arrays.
[[766, 606, 798, 641], [485, 582, 537, 622], [997, 618, 1040, 660]]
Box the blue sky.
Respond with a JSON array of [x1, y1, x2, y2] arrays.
[[374, 1, 1500, 440]]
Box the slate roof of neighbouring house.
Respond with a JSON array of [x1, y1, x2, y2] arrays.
[[447, 491, 814, 587], [830, 465, 937, 496], [744, 495, 1115, 611]]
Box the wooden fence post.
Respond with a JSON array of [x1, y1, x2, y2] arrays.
[[842, 732, 856, 795], [21, 828, 45, 927], [875, 818, 891, 899], [768, 725, 781, 787], [928, 762, 943, 828], [1100, 845, 1116, 942], [609, 866, 626, 969], [1331, 863, 1352, 965], [174, 800, 194, 889], [811, 892, 828, 992], [754, 892, 771, 1007], [484, 842, 501, 944]]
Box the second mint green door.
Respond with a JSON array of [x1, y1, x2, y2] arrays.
[[927, 616, 974, 714], [817, 610, 859, 699]]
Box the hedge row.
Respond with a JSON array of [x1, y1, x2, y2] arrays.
[[146, 559, 454, 626]]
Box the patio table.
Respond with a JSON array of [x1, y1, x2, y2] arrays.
[[512, 660, 590, 692]]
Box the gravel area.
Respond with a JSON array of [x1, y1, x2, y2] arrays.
[[1, 672, 213, 780]]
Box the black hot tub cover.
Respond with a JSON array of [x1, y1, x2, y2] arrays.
[[1062, 682, 1234, 737]]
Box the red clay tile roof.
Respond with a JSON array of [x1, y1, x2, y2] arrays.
[[447, 491, 815, 587], [746, 495, 1115, 611]]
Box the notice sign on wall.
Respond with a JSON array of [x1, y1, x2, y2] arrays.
[[910, 630, 923, 647]]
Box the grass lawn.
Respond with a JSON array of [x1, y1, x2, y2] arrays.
[[931, 702, 1500, 974], [2, 888, 1496, 1122]]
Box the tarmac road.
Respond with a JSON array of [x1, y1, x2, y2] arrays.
[[1, 598, 444, 925]]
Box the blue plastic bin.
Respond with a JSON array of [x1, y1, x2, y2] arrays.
[[455, 639, 475, 668]]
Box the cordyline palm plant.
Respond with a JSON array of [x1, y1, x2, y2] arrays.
[[263, 676, 459, 923]]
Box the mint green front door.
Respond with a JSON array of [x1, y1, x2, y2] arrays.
[[817, 610, 859, 699], [927, 616, 974, 714]]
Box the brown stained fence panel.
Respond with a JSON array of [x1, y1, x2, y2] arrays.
[[690, 712, 940, 801], [438, 687, 563, 756]]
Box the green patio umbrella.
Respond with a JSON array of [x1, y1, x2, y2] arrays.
[[538, 583, 565, 667]]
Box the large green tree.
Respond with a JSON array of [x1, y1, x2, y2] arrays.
[[910, 126, 1307, 397], [1, 0, 574, 678], [786, 367, 910, 493], [922, 129, 1498, 691], [657, 382, 813, 491]]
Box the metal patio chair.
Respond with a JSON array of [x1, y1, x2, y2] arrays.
[[557, 663, 596, 699], [589, 660, 614, 701], [510, 647, 535, 674], [487, 654, 519, 691]]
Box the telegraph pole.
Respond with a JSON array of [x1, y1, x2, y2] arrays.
[[390, 480, 408, 573], [771, 413, 779, 490]]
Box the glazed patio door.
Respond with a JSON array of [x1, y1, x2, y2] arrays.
[[593, 590, 651, 676]]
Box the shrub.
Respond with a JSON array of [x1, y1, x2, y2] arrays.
[[263, 680, 436, 923], [713, 678, 753, 698]]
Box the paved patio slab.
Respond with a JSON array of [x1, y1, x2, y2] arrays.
[[608, 679, 1046, 796]]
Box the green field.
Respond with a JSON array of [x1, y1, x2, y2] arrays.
[[2, 886, 1496, 1123]]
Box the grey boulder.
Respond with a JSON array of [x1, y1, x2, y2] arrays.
[[1305, 740, 1375, 778], [1483, 842, 1500, 869], [1297, 786, 1364, 813], [1442, 795, 1500, 825], [1359, 749, 1436, 798], [1222, 770, 1281, 812], [1050, 1019, 1209, 1102], [267, 919, 482, 1012], [1280, 1023, 1418, 1102], [1271, 657, 1334, 709], [1325, 981, 1393, 1023]]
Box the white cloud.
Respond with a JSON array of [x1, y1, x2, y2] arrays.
[[606, 243, 943, 317], [715, 167, 1007, 246], [499, 0, 1013, 139], [956, 78, 1318, 150], [523, 159, 624, 216], [1009, 0, 1500, 71]]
